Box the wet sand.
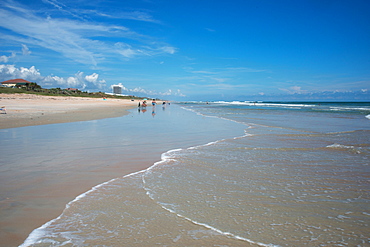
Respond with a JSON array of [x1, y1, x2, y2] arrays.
[[1, 154, 159, 247], [0, 94, 141, 246], [0, 93, 138, 129]]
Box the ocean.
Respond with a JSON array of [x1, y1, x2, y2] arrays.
[[13, 101, 370, 246]]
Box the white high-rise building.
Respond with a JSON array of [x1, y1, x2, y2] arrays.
[[111, 83, 124, 95]]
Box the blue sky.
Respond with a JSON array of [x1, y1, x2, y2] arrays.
[[0, 0, 369, 101]]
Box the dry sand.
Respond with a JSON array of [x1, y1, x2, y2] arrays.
[[0, 93, 138, 129], [0, 93, 144, 246]]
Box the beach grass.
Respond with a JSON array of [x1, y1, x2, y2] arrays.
[[0, 86, 147, 100]]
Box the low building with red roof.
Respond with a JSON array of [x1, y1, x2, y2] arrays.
[[1, 79, 32, 87]]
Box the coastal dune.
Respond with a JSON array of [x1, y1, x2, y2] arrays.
[[0, 93, 138, 129]]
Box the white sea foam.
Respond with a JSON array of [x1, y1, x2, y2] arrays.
[[140, 135, 282, 247], [330, 106, 370, 111], [181, 107, 253, 147], [145, 200, 280, 247], [211, 101, 370, 115], [188, 140, 220, 149], [337, 214, 351, 219], [21, 147, 187, 246], [180, 105, 250, 128], [326, 143, 355, 149], [20, 177, 121, 246], [142, 168, 280, 247], [137, 108, 282, 246], [19, 219, 56, 247], [213, 101, 315, 108]]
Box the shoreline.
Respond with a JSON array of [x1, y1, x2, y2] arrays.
[[0, 100, 251, 246], [0, 93, 138, 129], [0, 94, 144, 246]]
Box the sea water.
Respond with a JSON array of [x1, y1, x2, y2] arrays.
[[17, 102, 370, 246]]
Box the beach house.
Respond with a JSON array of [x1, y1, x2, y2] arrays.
[[1, 78, 32, 88], [66, 88, 78, 92]]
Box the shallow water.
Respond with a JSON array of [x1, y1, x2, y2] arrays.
[[7, 102, 370, 246], [1, 104, 245, 246]]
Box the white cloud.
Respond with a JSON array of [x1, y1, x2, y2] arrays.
[[66, 76, 78, 86], [159, 46, 176, 54], [212, 77, 228, 83], [44, 72, 106, 89], [85, 73, 99, 83], [0, 7, 98, 65], [137, 45, 177, 57], [0, 64, 42, 81], [0, 44, 31, 63], [0, 50, 16, 63], [115, 43, 138, 58], [0, 53, 15, 63], [130, 87, 148, 94], [206, 83, 241, 89], [125, 86, 185, 97], [0, 64, 105, 90], [94, 10, 159, 23], [225, 67, 266, 73], [42, 0, 65, 11], [191, 67, 265, 74], [279, 86, 307, 94], [42, 0, 159, 23], [0, 64, 182, 96], [184, 66, 266, 87], [21, 44, 31, 55], [0, 0, 176, 66], [160, 89, 186, 97], [191, 70, 216, 74]]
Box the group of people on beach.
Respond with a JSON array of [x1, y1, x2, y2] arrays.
[[137, 99, 170, 117], [138, 99, 169, 108]]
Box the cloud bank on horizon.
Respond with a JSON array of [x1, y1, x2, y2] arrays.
[[0, 0, 369, 100]]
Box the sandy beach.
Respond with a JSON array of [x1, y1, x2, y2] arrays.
[[0, 93, 138, 129], [0, 94, 142, 246]]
